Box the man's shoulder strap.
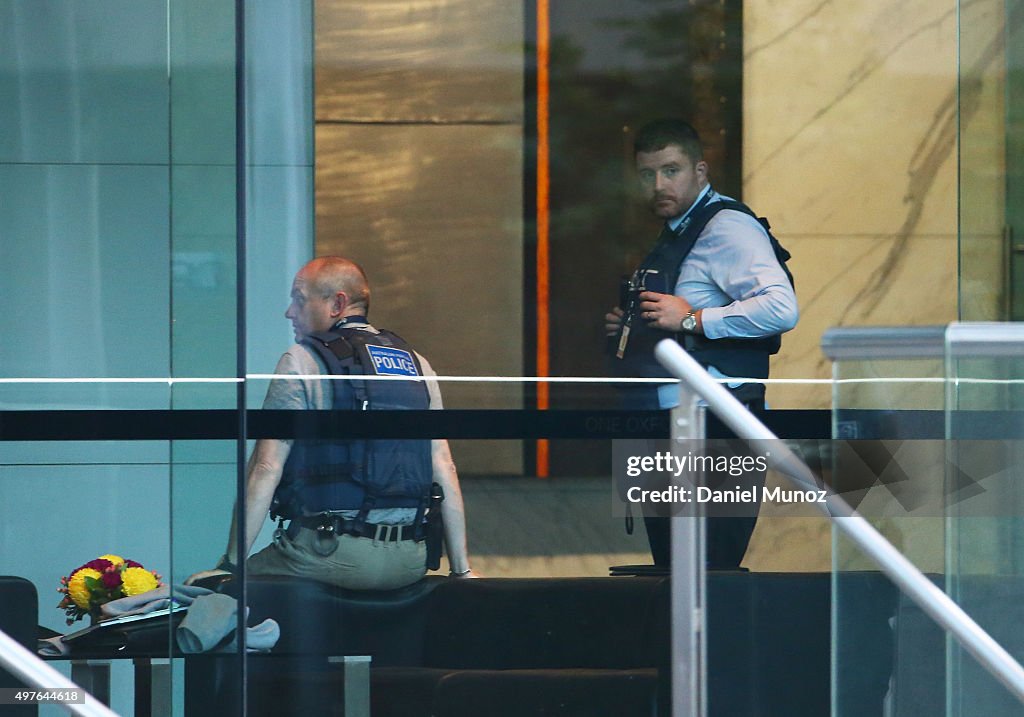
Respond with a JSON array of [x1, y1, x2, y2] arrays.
[[352, 327, 413, 352], [303, 326, 415, 364], [301, 329, 368, 407], [303, 325, 428, 395], [303, 330, 359, 374], [685, 199, 794, 288]]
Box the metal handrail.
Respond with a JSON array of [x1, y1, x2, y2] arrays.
[[655, 339, 1024, 707], [0, 629, 118, 716]]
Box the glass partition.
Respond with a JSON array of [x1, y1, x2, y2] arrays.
[[824, 327, 947, 573], [0, 0, 308, 712], [0, 366, 829, 715], [944, 324, 1024, 717], [0, 0, 240, 713], [824, 327, 948, 717], [827, 325, 1024, 717], [174, 376, 682, 715]]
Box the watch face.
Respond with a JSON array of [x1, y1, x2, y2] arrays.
[[682, 314, 697, 331]]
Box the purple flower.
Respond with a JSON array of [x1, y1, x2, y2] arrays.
[[124, 559, 143, 569], [100, 571, 121, 590], [82, 559, 113, 572]]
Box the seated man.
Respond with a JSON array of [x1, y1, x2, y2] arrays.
[[188, 256, 473, 589]]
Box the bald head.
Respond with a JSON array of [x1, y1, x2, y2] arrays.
[[285, 256, 372, 341], [301, 256, 370, 314]]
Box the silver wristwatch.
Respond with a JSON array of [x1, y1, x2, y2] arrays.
[[679, 311, 698, 333]]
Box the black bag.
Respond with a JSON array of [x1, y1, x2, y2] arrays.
[[61, 606, 188, 653]]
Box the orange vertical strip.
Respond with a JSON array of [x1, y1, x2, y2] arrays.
[[535, 0, 551, 478]]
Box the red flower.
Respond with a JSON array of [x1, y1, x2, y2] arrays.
[[100, 571, 122, 590], [57, 554, 164, 624]]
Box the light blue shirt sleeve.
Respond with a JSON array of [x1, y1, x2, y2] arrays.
[[674, 203, 798, 340]]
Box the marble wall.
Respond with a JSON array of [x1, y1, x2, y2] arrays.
[[742, 0, 1010, 573], [745, 0, 962, 411]]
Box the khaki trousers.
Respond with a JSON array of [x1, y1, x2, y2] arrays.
[[247, 525, 427, 590]]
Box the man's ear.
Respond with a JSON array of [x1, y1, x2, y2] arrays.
[[331, 291, 349, 317], [696, 160, 709, 180]]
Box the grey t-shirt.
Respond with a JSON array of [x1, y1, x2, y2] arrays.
[[263, 323, 443, 525]]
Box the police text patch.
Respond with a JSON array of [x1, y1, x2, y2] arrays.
[[366, 345, 419, 376]]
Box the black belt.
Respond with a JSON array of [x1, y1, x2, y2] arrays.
[[291, 515, 420, 542]]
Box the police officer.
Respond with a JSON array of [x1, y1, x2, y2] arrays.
[[606, 119, 798, 568], [188, 256, 473, 589]]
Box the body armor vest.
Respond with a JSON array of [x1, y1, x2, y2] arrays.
[[610, 198, 793, 389], [272, 324, 432, 520]]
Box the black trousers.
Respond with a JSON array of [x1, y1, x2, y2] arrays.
[[644, 514, 760, 569], [639, 391, 767, 570]]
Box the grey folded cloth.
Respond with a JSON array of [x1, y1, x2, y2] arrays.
[[100, 584, 212, 618], [39, 585, 279, 656], [213, 613, 281, 653], [175, 593, 235, 653], [38, 637, 70, 657], [38, 584, 213, 657], [176, 594, 280, 654]]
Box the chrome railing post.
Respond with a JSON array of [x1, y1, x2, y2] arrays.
[[671, 381, 706, 717]]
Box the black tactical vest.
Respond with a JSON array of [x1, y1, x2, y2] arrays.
[[271, 323, 433, 520], [610, 198, 793, 388]]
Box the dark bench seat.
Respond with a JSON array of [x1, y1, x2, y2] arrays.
[[182, 571, 896, 717]]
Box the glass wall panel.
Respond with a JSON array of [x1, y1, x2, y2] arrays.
[[171, 0, 314, 714], [167, 1, 243, 714], [943, 325, 1024, 717], [828, 325, 1024, 717], [1, 2, 175, 713], [825, 328, 947, 717], [216, 375, 668, 714], [0, 1, 255, 713], [958, 0, 1009, 322], [954, 0, 1024, 708]]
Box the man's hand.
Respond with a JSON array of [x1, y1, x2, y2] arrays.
[[184, 569, 231, 586], [604, 306, 625, 336], [638, 291, 699, 332], [450, 568, 481, 579]]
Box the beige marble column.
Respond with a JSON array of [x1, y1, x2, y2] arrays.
[[745, 0, 962, 411], [742, 0, 978, 572]]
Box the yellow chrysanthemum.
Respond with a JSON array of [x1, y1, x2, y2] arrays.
[[121, 566, 158, 596], [67, 568, 102, 610], [98, 554, 124, 566]]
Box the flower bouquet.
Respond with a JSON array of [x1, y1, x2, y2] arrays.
[[57, 554, 163, 625]]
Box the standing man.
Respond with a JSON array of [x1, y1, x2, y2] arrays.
[[188, 256, 473, 589], [606, 118, 798, 568]]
